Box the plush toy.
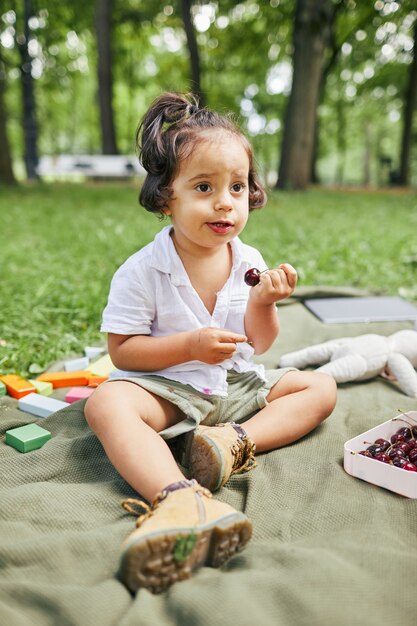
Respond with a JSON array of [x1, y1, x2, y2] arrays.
[[279, 329, 417, 397]]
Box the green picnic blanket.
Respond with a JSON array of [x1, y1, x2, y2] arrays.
[[1, 288, 416, 626]]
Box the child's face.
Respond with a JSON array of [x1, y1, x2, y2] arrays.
[[164, 132, 250, 254]]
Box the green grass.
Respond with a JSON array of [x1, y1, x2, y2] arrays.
[[1, 182, 416, 377]]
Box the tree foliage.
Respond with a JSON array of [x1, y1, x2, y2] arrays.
[[0, 0, 415, 186]]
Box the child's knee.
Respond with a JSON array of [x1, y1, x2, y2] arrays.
[[84, 392, 99, 429], [313, 372, 337, 418], [84, 384, 112, 430]]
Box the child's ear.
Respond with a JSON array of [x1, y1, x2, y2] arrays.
[[162, 207, 172, 216]]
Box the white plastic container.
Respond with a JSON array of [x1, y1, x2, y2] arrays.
[[344, 410, 417, 498]]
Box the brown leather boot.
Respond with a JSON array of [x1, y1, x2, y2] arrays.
[[186, 423, 257, 491], [118, 480, 252, 594]]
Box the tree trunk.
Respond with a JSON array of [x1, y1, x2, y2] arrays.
[[96, 0, 118, 154], [0, 57, 17, 184], [277, 0, 332, 190], [362, 119, 371, 187], [310, 10, 339, 184], [335, 95, 346, 184], [310, 108, 320, 184], [310, 3, 374, 184], [181, 0, 205, 106], [18, 0, 39, 180], [398, 18, 417, 186]]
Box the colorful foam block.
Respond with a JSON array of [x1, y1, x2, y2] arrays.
[[18, 392, 69, 418], [64, 356, 90, 372], [37, 371, 90, 388], [0, 374, 37, 399], [65, 387, 94, 403], [5, 423, 51, 453], [84, 346, 106, 360], [87, 375, 108, 387], [86, 354, 116, 377], [28, 379, 53, 396], [0, 381, 6, 396]]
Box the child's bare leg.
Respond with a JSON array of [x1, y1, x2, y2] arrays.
[[243, 371, 337, 452], [186, 371, 336, 491], [85, 381, 253, 595], [84, 381, 186, 502]]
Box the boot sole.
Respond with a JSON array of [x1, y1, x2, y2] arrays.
[[187, 431, 225, 491], [119, 513, 252, 594]]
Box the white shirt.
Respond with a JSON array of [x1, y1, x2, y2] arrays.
[[101, 226, 268, 396]]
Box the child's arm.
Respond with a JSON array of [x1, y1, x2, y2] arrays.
[[108, 327, 248, 371], [244, 263, 297, 355]]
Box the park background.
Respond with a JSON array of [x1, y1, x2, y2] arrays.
[[0, 0, 416, 377]]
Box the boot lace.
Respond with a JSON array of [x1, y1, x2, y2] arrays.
[[231, 436, 257, 475], [121, 497, 160, 528], [121, 482, 212, 528]]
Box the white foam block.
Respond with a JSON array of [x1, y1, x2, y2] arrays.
[[64, 356, 90, 371], [18, 393, 69, 418], [84, 346, 106, 359]]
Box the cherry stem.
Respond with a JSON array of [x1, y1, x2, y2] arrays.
[[393, 419, 415, 427], [395, 409, 417, 424], [392, 417, 417, 437]]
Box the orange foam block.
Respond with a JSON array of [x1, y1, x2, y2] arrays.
[[87, 375, 108, 387], [0, 374, 37, 399], [37, 370, 90, 388]]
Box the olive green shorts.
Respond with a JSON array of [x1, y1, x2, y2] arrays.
[[106, 367, 295, 440]]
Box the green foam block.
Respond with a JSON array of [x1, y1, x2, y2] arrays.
[[28, 379, 53, 396], [5, 423, 51, 453]]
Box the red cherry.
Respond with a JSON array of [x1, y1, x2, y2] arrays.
[[402, 462, 417, 472], [396, 427, 412, 441], [398, 441, 414, 454], [244, 268, 261, 286], [390, 433, 406, 445], [374, 438, 390, 451], [366, 444, 385, 456], [374, 453, 392, 464], [408, 449, 417, 464], [388, 447, 407, 460]]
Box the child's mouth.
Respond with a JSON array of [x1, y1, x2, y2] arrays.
[[207, 221, 233, 233]]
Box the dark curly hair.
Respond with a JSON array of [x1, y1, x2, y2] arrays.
[[136, 92, 266, 216]]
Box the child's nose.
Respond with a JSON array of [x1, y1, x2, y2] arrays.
[[214, 190, 233, 211]]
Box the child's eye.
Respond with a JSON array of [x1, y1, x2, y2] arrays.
[[195, 183, 211, 192], [231, 183, 245, 193]]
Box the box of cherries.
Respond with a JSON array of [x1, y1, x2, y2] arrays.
[[344, 410, 417, 498]]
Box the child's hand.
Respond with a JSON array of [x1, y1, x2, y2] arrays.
[[249, 263, 297, 305], [190, 328, 248, 364]]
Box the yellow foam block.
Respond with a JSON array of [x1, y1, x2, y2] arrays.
[[86, 354, 116, 377], [29, 379, 53, 396]]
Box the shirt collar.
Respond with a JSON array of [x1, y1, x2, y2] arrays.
[[149, 225, 252, 284], [229, 235, 253, 270]]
